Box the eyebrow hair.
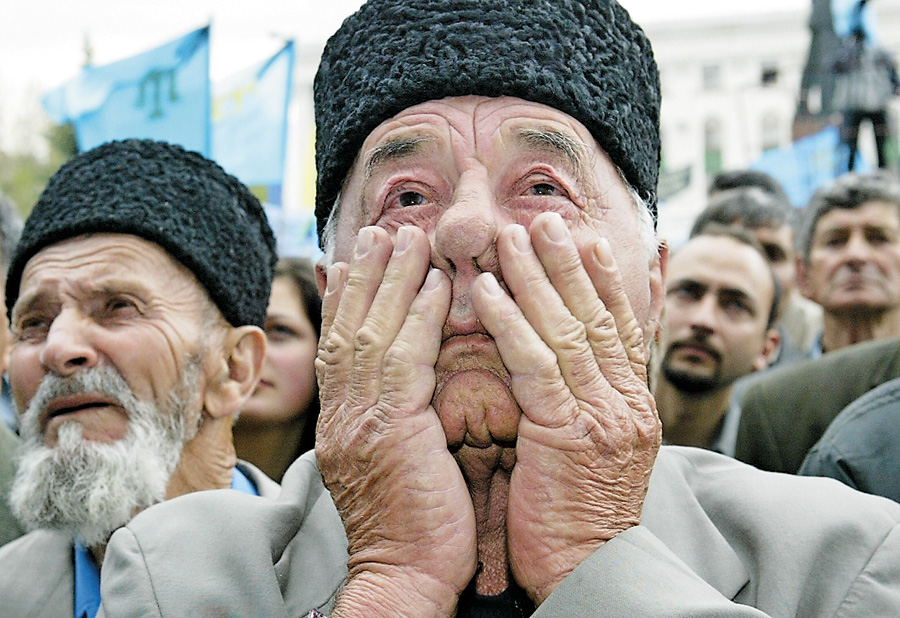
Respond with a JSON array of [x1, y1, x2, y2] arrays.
[[364, 134, 435, 180], [514, 126, 591, 183], [667, 278, 758, 309]]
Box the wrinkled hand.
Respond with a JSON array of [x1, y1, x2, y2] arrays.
[[316, 226, 477, 618], [472, 212, 662, 604]]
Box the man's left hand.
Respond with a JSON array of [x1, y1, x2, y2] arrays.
[[472, 212, 662, 604]]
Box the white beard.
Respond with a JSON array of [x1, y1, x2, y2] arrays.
[[10, 362, 202, 547]]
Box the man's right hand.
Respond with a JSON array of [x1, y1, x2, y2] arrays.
[[315, 226, 477, 618]]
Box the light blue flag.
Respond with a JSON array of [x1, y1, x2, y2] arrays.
[[212, 41, 295, 206], [42, 27, 210, 155], [751, 125, 872, 208], [832, 0, 877, 41]]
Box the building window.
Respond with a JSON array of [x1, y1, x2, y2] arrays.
[[702, 64, 722, 90], [761, 61, 779, 86], [762, 114, 781, 152], [704, 118, 723, 174]]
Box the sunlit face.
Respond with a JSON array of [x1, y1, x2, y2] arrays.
[[800, 201, 900, 315], [331, 95, 662, 452], [8, 234, 212, 447], [659, 235, 775, 393], [240, 275, 318, 426]]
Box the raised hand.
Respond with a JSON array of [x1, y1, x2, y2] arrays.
[[316, 226, 477, 618], [472, 212, 662, 604]]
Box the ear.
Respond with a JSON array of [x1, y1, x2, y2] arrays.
[[203, 325, 267, 420], [639, 239, 668, 366], [646, 239, 669, 342], [754, 327, 782, 371], [795, 255, 814, 300], [316, 259, 328, 297]]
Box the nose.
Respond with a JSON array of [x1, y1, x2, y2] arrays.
[[689, 294, 719, 334], [39, 309, 99, 377], [431, 173, 501, 278], [843, 231, 874, 263]]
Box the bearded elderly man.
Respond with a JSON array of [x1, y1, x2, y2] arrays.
[[97, 2, 900, 617], [0, 139, 279, 618]]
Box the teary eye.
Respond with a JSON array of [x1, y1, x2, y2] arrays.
[[397, 191, 426, 207], [530, 183, 558, 196]]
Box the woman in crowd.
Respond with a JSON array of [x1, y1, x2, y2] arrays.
[[234, 257, 321, 482]]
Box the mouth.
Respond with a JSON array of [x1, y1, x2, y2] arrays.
[[671, 342, 719, 363], [41, 394, 122, 429]]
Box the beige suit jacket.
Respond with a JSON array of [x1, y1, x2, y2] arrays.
[[0, 461, 278, 618], [98, 448, 900, 617]]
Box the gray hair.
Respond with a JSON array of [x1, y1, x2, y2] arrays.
[[796, 172, 900, 263]]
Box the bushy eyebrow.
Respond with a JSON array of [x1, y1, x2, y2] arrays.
[[364, 134, 436, 181], [513, 126, 591, 183], [667, 278, 758, 312]]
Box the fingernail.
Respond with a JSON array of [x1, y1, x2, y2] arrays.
[[356, 228, 375, 257], [511, 225, 532, 253], [594, 237, 615, 268], [422, 268, 442, 292], [395, 227, 413, 254], [481, 273, 503, 297], [543, 213, 567, 242], [326, 265, 342, 293]]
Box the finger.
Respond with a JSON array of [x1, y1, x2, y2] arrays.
[[317, 227, 393, 409], [525, 214, 649, 402], [380, 268, 451, 415], [316, 261, 348, 399], [497, 216, 631, 408], [579, 236, 649, 384], [346, 226, 434, 410]]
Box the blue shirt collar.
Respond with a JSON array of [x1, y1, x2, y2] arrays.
[[74, 466, 259, 618]]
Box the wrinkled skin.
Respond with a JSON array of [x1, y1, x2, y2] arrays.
[[315, 96, 666, 616]]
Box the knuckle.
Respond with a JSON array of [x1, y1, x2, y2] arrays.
[[353, 324, 382, 357], [319, 327, 353, 362]]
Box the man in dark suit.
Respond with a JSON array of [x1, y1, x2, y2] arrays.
[[735, 336, 900, 473]]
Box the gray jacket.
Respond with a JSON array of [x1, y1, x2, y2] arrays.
[[0, 461, 279, 618], [98, 448, 900, 617]]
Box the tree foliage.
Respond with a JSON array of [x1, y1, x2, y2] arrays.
[[0, 123, 77, 218]]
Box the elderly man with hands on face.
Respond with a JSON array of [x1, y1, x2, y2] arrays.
[[95, 1, 900, 617], [0, 139, 278, 618]]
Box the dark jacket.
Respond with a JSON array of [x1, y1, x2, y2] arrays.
[[735, 336, 900, 473]]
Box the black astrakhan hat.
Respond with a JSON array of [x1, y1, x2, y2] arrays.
[[313, 0, 661, 245], [6, 139, 277, 328]]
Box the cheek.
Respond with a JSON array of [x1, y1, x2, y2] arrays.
[[772, 264, 794, 289], [269, 343, 318, 406], [8, 346, 41, 413]]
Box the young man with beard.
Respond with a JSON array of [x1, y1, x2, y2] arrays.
[[96, 1, 900, 616], [0, 139, 277, 617], [655, 227, 780, 452]]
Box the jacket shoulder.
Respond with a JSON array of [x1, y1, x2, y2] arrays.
[[0, 529, 74, 618]]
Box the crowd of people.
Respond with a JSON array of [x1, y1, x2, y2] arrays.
[[1, 0, 900, 616]]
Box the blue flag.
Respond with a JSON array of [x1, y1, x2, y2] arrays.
[[751, 125, 872, 208], [832, 0, 877, 41], [42, 27, 210, 155], [212, 41, 295, 206]]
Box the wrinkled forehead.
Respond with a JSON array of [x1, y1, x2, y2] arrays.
[[16, 233, 205, 306], [371, 96, 591, 137], [669, 237, 775, 306]]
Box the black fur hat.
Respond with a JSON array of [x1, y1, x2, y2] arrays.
[[313, 0, 661, 245], [6, 139, 277, 327]]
